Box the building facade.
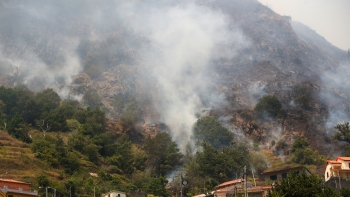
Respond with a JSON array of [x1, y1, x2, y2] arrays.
[[0, 179, 38, 197], [325, 157, 350, 182], [101, 191, 126, 197]]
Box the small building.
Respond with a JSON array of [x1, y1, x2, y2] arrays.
[[214, 179, 270, 197], [101, 191, 126, 197], [325, 157, 350, 182], [0, 179, 38, 197], [261, 166, 308, 182]]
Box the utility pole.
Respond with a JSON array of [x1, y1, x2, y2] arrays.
[[244, 166, 247, 197], [180, 172, 183, 197]]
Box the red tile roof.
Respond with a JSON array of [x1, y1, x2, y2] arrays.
[[1, 179, 30, 185], [337, 157, 350, 161], [216, 179, 244, 188], [327, 160, 342, 164]]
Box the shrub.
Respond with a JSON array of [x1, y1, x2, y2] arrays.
[[254, 95, 282, 118]]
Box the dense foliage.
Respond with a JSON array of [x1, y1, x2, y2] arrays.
[[334, 122, 350, 156], [289, 137, 324, 165], [193, 116, 233, 150], [254, 95, 282, 118], [292, 84, 314, 110], [0, 85, 333, 197], [267, 170, 340, 197]]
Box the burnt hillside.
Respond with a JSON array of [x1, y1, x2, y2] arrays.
[[0, 0, 348, 158]]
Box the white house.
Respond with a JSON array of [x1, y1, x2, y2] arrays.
[[102, 191, 126, 197], [325, 157, 350, 182]]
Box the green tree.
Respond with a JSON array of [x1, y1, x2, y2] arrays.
[[7, 113, 31, 143], [145, 176, 170, 197], [334, 122, 350, 144], [35, 88, 61, 113], [37, 174, 50, 187], [144, 132, 183, 176], [31, 136, 60, 167], [193, 116, 233, 150], [267, 170, 339, 197], [120, 102, 139, 131], [0, 100, 6, 129], [194, 142, 249, 184], [289, 137, 324, 165], [291, 137, 309, 153], [0, 86, 17, 117], [292, 84, 313, 110], [250, 151, 269, 174], [83, 89, 102, 109], [254, 95, 282, 118], [340, 188, 350, 197]]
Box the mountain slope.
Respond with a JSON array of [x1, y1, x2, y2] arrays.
[[0, 0, 347, 159]]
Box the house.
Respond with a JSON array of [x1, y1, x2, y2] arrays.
[[324, 157, 350, 191], [324, 157, 350, 182], [214, 179, 271, 197], [101, 191, 126, 197], [260, 166, 308, 182], [0, 179, 38, 197]]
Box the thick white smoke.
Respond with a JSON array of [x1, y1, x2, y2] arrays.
[[115, 2, 248, 152], [321, 61, 350, 133], [0, 0, 250, 152]]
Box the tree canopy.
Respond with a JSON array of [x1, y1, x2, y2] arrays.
[[289, 137, 324, 165], [254, 95, 282, 118], [193, 116, 233, 150], [267, 170, 340, 197]]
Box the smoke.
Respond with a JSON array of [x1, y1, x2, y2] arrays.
[[320, 61, 350, 133], [0, 0, 251, 152], [118, 2, 248, 152]]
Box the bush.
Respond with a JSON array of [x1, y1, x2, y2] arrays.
[[254, 95, 282, 118], [289, 137, 325, 165], [193, 116, 233, 150]]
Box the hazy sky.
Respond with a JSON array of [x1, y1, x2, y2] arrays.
[[257, 0, 350, 50]]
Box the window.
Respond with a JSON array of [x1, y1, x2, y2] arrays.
[[8, 195, 13, 197], [327, 172, 329, 178], [270, 175, 277, 180], [282, 173, 287, 179]]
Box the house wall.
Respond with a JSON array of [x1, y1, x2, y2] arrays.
[[1, 181, 30, 191], [7, 192, 37, 197], [339, 171, 350, 181], [325, 165, 334, 182], [103, 192, 126, 197], [341, 160, 350, 169]]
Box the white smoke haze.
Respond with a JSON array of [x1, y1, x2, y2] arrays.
[[0, 44, 81, 98], [247, 81, 267, 108], [320, 61, 350, 132], [0, 0, 252, 153], [111, 1, 250, 152]]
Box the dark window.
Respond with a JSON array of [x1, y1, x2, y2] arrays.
[[327, 172, 329, 178], [118, 194, 120, 197], [8, 195, 13, 197], [270, 175, 277, 180], [282, 173, 287, 179]]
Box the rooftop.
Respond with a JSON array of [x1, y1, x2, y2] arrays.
[[337, 157, 350, 161], [216, 179, 244, 188]]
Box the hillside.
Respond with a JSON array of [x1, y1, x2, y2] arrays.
[[0, 130, 60, 183], [0, 0, 348, 195]]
